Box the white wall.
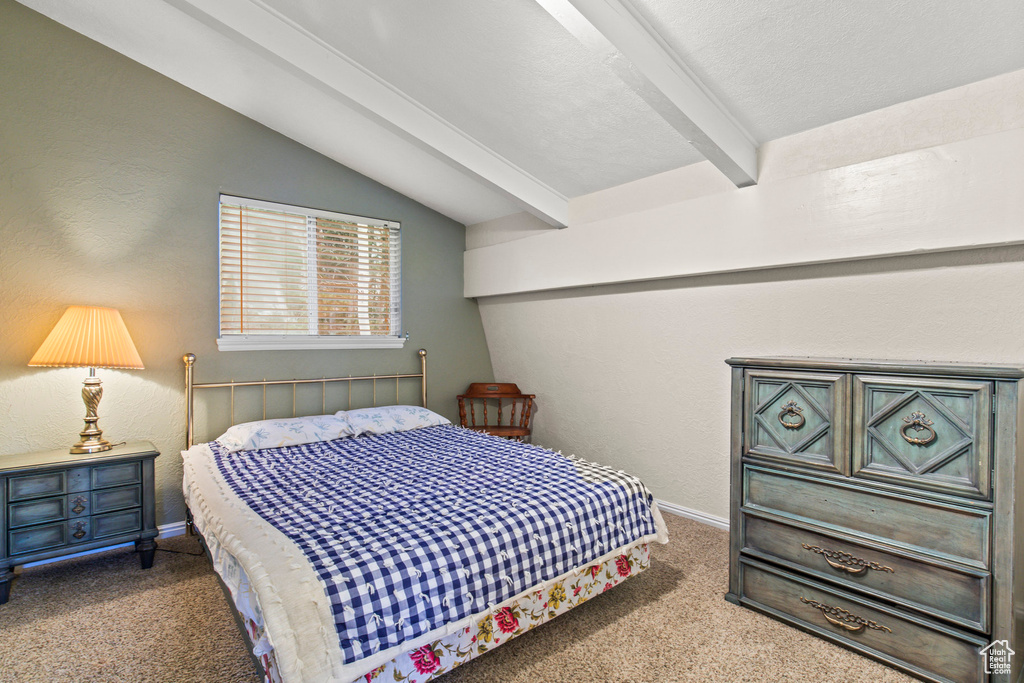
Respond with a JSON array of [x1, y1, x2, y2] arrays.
[[467, 70, 1024, 524]]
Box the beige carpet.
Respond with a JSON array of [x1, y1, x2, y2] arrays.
[[0, 515, 915, 683]]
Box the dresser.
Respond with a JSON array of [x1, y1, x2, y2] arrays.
[[0, 441, 159, 604], [725, 358, 1023, 683]]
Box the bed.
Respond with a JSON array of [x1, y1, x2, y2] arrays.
[[180, 349, 669, 683]]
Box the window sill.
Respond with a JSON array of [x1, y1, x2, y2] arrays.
[[217, 336, 406, 351]]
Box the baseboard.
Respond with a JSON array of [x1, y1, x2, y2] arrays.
[[655, 499, 730, 531], [158, 520, 188, 538], [22, 519, 188, 568]]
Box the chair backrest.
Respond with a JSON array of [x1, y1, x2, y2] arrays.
[[457, 383, 536, 441]]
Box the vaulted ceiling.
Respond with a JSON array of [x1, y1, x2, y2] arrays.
[[18, 0, 1024, 227]]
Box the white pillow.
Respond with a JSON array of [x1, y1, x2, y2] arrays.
[[338, 405, 450, 436], [216, 414, 356, 453]]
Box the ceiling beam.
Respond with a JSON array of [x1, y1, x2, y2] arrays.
[[166, 0, 569, 226], [536, 0, 758, 187]]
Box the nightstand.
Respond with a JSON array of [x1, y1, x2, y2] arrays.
[[0, 440, 159, 604]]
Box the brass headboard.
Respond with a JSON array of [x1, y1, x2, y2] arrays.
[[183, 349, 428, 448]]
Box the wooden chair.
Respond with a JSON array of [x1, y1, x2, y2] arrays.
[[457, 383, 535, 441]]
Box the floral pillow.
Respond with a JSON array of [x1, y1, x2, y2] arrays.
[[339, 405, 450, 436], [216, 414, 356, 453]]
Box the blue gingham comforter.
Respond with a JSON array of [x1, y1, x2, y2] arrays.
[[212, 424, 660, 664]]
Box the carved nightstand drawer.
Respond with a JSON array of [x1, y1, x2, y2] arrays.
[[92, 509, 142, 539], [741, 511, 990, 632], [92, 485, 141, 514], [8, 497, 66, 529], [9, 522, 66, 556], [91, 462, 141, 489], [739, 558, 987, 683], [8, 471, 65, 502], [743, 465, 991, 568]]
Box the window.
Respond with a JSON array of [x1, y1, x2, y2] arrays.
[[218, 195, 402, 351]]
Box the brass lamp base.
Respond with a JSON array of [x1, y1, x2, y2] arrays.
[[70, 372, 113, 454], [70, 437, 113, 454]]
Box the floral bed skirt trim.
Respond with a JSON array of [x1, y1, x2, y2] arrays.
[[224, 540, 651, 683], [362, 541, 651, 683]]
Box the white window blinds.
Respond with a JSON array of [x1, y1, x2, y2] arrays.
[[218, 195, 402, 350]]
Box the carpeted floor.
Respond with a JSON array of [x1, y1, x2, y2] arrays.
[[0, 514, 915, 682]]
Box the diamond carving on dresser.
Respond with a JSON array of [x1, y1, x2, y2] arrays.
[[754, 382, 830, 456], [865, 390, 973, 478]]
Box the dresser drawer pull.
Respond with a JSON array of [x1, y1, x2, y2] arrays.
[[801, 544, 895, 575], [900, 411, 936, 446], [799, 597, 892, 634], [778, 400, 805, 429], [72, 522, 87, 539], [71, 497, 87, 514]]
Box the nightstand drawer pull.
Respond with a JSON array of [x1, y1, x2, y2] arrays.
[[800, 597, 892, 634], [72, 522, 87, 539], [778, 400, 805, 429], [801, 544, 895, 575], [900, 411, 936, 446], [71, 497, 87, 514]]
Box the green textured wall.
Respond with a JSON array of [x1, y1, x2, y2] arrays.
[[0, 0, 494, 526]]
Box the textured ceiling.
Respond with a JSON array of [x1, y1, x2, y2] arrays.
[[258, 0, 702, 198], [17, 0, 1024, 226], [633, 0, 1024, 143]]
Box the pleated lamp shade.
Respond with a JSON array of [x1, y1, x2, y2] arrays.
[[29, 306, 144, 369]]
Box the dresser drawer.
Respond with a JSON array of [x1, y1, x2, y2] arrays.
[[742, 511, 990, 632], [9, 522, 66, 555], [738, 558, 987, 683], [853, 376, 992, 500], [8, 471, 65, 501], [91, 461, 141, 489], [8, 496, 66, 529], [92, 485, 141, 513], [92, 509, 142, 539], [744, 466, 991, 568], [744, 370, 849, 475]]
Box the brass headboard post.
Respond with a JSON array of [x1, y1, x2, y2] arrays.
[[419, 348, 427, 408], [184, 353, 196, 449], [183, 348, 429, 450]]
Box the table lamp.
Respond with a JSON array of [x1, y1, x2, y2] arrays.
[[28, 306, 144, 454]]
